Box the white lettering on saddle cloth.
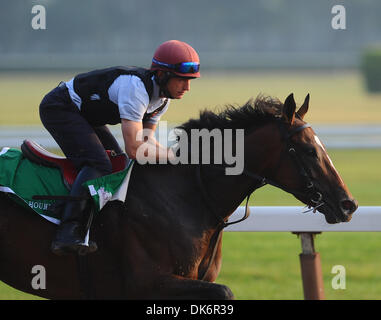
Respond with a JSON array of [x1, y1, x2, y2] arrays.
[[28, 201, 51, 211]]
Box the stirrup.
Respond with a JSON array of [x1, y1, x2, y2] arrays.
[[51, 222, 98, 256], [51, 240, 97, 256], [78, 241, 98, 256]]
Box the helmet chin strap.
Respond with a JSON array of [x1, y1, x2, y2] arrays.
[[154, 72, 174, 99]]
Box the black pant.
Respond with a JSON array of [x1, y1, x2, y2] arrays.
[[39, 84, 123, 174]]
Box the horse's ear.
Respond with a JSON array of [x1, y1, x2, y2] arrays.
[[282, 93, 296, 125], [296, 93, 310, 120]]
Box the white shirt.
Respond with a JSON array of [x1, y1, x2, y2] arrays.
[[65, 75, 170, 124]]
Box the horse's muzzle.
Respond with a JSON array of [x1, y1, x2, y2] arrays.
[[339, 198, 358, 221], [322, 196, 358, 224]]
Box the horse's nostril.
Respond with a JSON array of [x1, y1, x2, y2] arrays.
[[340, 199, 358, 215]]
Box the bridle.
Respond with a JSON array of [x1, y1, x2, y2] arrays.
[[239, 121, 325, 215], [197, 120, 325, 280], [274, 120, 324, 213], [197, 120, 325, 228]]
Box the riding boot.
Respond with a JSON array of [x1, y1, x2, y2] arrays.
[[51, 166, 103, 256]]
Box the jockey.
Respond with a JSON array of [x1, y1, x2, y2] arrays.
[[39, 40, 200, 255]]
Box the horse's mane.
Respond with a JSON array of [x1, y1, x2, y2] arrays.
[[177, 95, 283, 134]]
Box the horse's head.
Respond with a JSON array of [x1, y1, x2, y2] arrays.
[[261, 93, 358, 224]]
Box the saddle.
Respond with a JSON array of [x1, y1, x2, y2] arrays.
[[21, 139, 128, 188]]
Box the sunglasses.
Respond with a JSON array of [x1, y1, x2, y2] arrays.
[[152, 58, 200, 74]]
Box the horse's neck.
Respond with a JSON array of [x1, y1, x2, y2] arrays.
[[197, 125, 280, 222], [197, 165, 258, 222]]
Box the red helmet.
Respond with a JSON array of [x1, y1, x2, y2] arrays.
[[151, 40, 200, 78]]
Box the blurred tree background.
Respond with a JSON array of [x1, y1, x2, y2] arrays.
[[0, 0, 380, 71]]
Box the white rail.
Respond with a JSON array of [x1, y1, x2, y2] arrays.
[[1, 125, 381, 149], [225, 206, 381, 299], [225, 206, 381, 232]]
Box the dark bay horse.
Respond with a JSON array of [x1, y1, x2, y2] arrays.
[[0, 93, 357, 299]]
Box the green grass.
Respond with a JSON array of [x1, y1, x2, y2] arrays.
[[0, 72, 74, 125], [218, 232, 381, 300], [0, 71, 380, 300], [165, 70, 381, 124], [2, 70, 381, 125], [0, 282, 44, 300]]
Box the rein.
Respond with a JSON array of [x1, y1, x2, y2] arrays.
[[197, 121, 323, 280], [195, 165, 259, 229]]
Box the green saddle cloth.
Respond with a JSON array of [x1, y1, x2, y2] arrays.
[[0, 147, 134, 224]]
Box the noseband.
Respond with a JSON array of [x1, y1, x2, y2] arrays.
[[227, 121, 325, 216], [276, 121, 324, 213]]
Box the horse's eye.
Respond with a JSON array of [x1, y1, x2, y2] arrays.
[[306, 148, 318, 158]]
